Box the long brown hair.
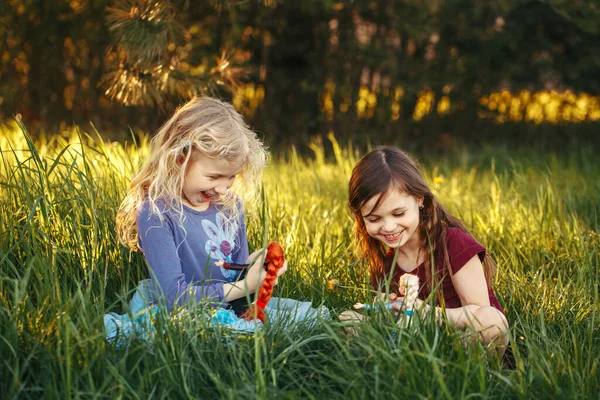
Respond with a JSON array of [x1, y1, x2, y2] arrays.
[[348, 146, 496, 295]]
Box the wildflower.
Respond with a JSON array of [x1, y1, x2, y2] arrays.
[[327, 278, 339, 291], [433, 175, 445, 184]]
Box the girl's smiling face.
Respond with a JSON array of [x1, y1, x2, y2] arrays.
[[361, 188, 423, 250], [182, 152, 242, 211]]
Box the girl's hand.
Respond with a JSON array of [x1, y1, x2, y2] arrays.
[[246, 248, 265, 266], [392, 297, 434, 321], [244, 248, 268, 292], [244, 248, 288, 292], [390, 293, 404, 316], [391, 295, 425, 313]]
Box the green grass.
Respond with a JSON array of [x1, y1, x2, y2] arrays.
[[1, 121, 599, 399]]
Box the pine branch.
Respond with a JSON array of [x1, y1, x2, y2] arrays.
[[102, 0, 247, 107], [106, 0, 185, 64]]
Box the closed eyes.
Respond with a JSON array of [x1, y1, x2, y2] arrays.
[[365, 212, 405, 223]]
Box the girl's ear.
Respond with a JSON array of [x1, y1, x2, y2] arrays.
[[177, 140, 194, 166], [177, 147, 193, 166], [418, 196, 425, 208]]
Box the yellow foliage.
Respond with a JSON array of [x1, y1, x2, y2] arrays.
[[479, 90, 599, 124], [234, 83, 600, 124]]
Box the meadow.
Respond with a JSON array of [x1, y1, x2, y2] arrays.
[[0, 121, 598, 399]]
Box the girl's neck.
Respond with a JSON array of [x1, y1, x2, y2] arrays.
[[395, 240, 424, 272], [182, 197, 211, 212]]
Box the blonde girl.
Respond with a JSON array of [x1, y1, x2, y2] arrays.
[[115, 96, 284, 311]]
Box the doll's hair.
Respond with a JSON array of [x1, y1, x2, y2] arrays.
[[348, 146, 496, 295], [240, 241, 285, 323], [116, 96, 269, 249]]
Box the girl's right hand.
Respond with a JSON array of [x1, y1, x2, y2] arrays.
[[389, 293, 405, 316]]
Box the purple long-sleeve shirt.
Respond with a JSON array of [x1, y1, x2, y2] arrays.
[[136, 200, 249, 310]]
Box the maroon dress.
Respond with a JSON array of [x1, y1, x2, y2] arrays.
[[387, 227, 505, 314]]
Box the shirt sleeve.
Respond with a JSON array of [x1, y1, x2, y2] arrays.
[[137, 204, 225, 310], [446, 228, 486, 275]]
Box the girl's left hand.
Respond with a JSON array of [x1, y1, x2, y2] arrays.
[[244, 249, 268, 292], [245, 248, 288, 289]]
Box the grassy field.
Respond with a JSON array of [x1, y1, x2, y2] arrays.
[[1, 121, 599, 399]]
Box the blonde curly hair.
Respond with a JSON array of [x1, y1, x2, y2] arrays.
[[116, 96, 269, 249]]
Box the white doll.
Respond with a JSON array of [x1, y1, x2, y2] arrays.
[[397, 274, 419, 328]]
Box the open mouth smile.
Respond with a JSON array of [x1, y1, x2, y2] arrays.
[[383, 231, 402, 241], [200, 192, 215, 201]]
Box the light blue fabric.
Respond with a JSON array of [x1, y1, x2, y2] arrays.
[[264, 297, 330, 328], [210, 309, 262, 332], [104, 280, 162, 344], [104, 281, 330, 344]]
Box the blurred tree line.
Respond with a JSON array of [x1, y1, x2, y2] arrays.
[[1, 0, 599, 152]]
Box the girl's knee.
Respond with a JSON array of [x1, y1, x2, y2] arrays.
[[475, 306, 507, 326], [472, 306, 509, 346]]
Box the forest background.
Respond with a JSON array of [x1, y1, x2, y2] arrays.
[[2, 0, 600, 153]]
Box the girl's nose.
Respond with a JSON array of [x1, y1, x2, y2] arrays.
[[214, 185, 229, 194], [382, 219, 396, 232]]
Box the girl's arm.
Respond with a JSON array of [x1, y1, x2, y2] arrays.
[[222, 249, 288, 302], [393, 255, 491, 327], [415, 255, 509, 353], [441, 254, 491, 328]]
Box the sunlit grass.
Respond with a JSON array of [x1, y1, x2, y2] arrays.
[[0, 122, 598, 398]]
